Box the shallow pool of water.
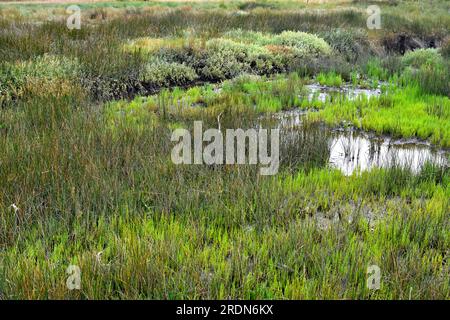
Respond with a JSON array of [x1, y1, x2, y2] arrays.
[[329, 131, 448, 175], [305, 83, 382, 103], [274, 109, 448, 175]]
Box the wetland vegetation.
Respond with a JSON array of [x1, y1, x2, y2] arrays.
[[0, 0, 448, 299]]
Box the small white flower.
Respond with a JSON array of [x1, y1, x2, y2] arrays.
[[96, 251, 103, 264], [10, 204, 19, 214]]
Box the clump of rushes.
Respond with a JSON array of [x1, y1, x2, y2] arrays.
[[123, 37, 194, 54], [319, 28, 370, 63], [0, 54, 81, 105], [147, 73, 306, 113], [316, 71, 343, 87], [104, 96, 159, 134], [400, 49, 449, 96]]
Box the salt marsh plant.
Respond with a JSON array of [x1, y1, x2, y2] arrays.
[[0, 0, 449, 300], [141, 58, 199, 87], [0, 54, 81, 105], [316, 72, 343, 87]]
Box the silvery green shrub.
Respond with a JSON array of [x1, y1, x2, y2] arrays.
[[201, 38, 254, 80], [320, 28, 369, 63], [224, 30, 331, 59], [202, 38, 283, 80], [402, 48, 444, 69], [264, 31, 331, 58], [141, 58, 198, 87]]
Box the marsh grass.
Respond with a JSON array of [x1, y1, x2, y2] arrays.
[[0, 1, 449, 300], [316, 71, 343, 87], [0, 3, 447, 103], [1, 75, 448, 298]]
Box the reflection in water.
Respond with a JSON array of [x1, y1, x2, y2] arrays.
[[274, 109, 448, 175], [305, 84, 382, 103], [272, 109, 307, 128], [329, 132, 448, 175]]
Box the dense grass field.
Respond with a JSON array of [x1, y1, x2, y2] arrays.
[[0, 0, 449, 299]]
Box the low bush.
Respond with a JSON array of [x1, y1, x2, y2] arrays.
[[200, 31, 330, 80], [80, 75, 145, 102], [201, 38, 254, 80], [402, 48, 444, 69], [201, 38, 282, 80], [140, 58, 199, 87], [320, 28, 370, 63], [263, 31, 331, 58], [128, 32, 330, 83]]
